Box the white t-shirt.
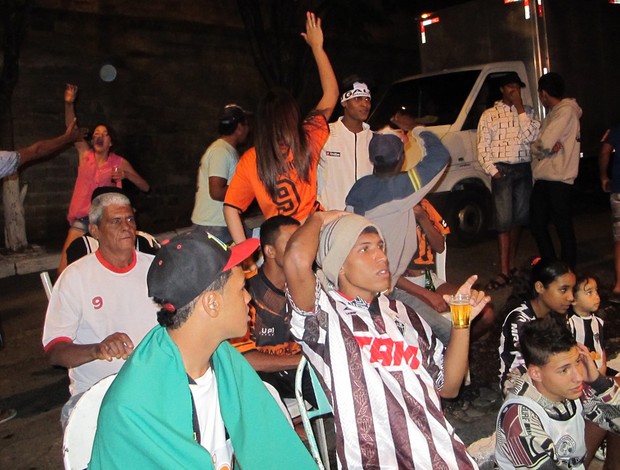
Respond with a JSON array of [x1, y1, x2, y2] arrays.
[[189, 368, 233, 469], [42, 251, 158, 396]]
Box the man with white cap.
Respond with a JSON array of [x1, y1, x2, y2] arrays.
[[90, 231, 316, 469], [318, 78, 374, 210], [284, 210, 490, 469]]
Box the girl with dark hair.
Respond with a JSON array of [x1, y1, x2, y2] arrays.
[[58, 84, 150, 274], [498, 257, 576, 391], [223, 12, 339, 244]]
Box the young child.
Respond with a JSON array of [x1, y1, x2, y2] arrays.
[[568, 275, 605, 374], [495, 316, 620, 469], [498, 258, 575, 391], [567, 274, 620, 468]]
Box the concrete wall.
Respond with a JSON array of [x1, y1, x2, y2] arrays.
[[3, 0, 420, 247]]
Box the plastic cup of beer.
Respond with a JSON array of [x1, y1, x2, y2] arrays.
[[449, 293, 471, 329]]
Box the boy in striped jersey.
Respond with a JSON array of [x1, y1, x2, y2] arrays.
[[284, 210, 490, 469], [495, 316, 620, 469]]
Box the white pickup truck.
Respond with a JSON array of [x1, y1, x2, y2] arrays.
[[369, 0, 620, 243], [369, 61, 534, 244]]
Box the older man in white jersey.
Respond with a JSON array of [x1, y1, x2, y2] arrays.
[[42, 191, 158, 428]]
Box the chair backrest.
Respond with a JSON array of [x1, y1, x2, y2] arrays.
[[295, 356, 332, 469], [262, 381, 294, 427], [63, 374, 117, 470], [435, 239, 447, 282], [40, 271, 53, 301]]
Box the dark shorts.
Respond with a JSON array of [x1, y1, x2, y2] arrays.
[[492, 162, 532, 232]]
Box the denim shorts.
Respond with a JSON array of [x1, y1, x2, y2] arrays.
[[492, 162, 532, 232]]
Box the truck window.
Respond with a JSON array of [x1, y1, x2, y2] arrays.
[[462, 71, 516, 131], [369, 70, 480, 130]]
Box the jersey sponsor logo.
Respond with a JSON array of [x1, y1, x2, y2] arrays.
[[355, 335, 420, 369], [259, 326, 275, 337], [325, 151, 341, 157], [275, 177, 301, 216], [556, 435, 578, 459], [92, 296, 103, 310]]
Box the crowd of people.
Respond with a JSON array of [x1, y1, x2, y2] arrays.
[[1, 10, 620, 470]]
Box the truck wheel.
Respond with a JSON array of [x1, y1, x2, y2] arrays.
[[447, 190, 489, 245]]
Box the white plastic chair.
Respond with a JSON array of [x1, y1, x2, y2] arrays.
[[295, 356, 332, 470], [62, 374, 116, 470], [435, 240, 447, 282], [262, 381, 294, 427], [40, 271, 53, 300]]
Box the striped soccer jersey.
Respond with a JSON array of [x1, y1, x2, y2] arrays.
[[289, 279, 477, 469], [498, 302, 537, 391], [568, 312, 605, 370]]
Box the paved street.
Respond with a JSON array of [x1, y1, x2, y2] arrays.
[[0, 206, 617, 469]]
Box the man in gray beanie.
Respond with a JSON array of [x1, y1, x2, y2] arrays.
[[284, 210, 490, 469]]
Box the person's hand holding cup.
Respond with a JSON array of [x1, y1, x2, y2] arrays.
[[443, 275, 491, 329], [449, 293, 471, 329], [111, 166, 123, 184]]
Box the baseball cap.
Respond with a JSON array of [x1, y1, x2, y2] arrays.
[[497, 72, 526, 88], [219, 104, 251, 126], [147, 230, 259, 310], [369, 133, 404, 167]]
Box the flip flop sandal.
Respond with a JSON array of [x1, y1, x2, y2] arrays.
[[484, 273, 512, 291]]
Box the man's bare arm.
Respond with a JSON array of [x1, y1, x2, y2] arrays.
[[243, 350, 301, 373], [17, 119, 84, 167], [45, 332, 134, 368]]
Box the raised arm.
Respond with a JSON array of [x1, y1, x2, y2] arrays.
[[284, 211, 346, 311], [223, 205, 248, 245], [301, 12, 339, 120], [17, 119, 84, 167], [64, 83, 89, 157], [346, 129, 450, 214]]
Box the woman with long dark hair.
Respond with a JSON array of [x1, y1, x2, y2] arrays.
[[498, 257, 575, 391], [224, 12, 338, 244]]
